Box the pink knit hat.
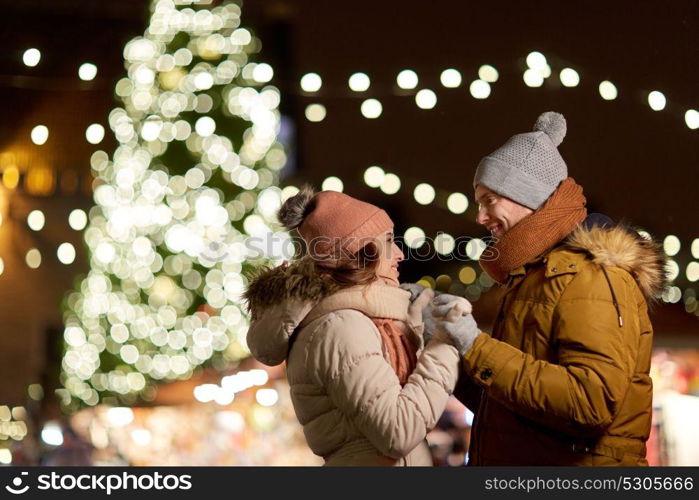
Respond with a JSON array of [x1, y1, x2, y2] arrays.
[[278, 187, 393, 259]]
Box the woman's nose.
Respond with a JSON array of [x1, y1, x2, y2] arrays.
[[393, 243, 404, 262]]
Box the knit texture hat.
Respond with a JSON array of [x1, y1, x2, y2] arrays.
[[473, 111, 568, 210], [277, 186, 393, 259]]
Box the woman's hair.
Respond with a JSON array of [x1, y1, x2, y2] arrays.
[[278, 185, 382, 288], [316, 241, 381, 288]]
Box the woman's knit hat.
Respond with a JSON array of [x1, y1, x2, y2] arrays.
[[473, 111, 568, 210], [278, 186, 393, 260]]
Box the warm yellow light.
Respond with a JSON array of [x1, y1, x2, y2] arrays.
[[459, 266, 476, 284], [2, 166, 20, 189], [25, 167, 55, 196], [304, 104, 326, 122]]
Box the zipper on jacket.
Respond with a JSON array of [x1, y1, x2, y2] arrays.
[[600, 265, 623, 327]]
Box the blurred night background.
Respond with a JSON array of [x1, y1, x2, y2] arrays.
[[0, 0, 697, 466]]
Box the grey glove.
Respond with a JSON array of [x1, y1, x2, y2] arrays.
[[434, 314, 481, 356], [401, 283, 436, 344], [401, 283, 470, 346], [400, 282, 426, 302], [431, 293, 472, 319]]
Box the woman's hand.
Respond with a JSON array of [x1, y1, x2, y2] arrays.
[[431, 295, 480, 355]]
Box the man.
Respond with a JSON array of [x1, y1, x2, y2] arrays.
[[433, 112, 667, 465]]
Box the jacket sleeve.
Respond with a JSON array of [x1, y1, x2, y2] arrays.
[[312, 311, 460, 459], [462, 267, 642, 437]]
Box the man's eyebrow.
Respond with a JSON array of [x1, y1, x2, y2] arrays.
[[476, 192, 495, 203]]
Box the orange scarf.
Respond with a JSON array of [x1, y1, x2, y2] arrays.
[[371, 319, 417, 386], [479, 177, 587, 284]]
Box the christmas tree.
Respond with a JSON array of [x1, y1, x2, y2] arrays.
[[59, 0, 290, 410]]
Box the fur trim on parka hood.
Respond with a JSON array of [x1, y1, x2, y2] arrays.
[[243, 257, 340, 321], [563, 224, 668, 302], [243, 258, 422, 366], [243, 258, 341, 365]]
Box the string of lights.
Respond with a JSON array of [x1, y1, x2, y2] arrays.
[[296, 51, 698, 130]]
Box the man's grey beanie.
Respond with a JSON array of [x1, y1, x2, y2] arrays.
[[473, 111, 568, 210]]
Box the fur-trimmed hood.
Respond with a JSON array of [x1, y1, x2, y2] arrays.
[[243, 258, 340, 365], [563, 224, 668, 301], [244, 257, 339, 321], [243, 258, 422, 366]]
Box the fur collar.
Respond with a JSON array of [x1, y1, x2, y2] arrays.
[[564, 225, 668, 301], [243, 257, 340, 320]]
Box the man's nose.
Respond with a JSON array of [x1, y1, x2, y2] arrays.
[[476, 207, 489, 225]]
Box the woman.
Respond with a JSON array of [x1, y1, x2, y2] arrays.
[[244, 187, 464, 466]]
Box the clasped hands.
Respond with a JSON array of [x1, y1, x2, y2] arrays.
[[402, 284, 481, 355]]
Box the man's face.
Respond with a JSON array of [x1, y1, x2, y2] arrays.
[[474, 185, 534, 239]]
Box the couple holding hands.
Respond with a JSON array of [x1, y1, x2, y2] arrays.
[[245, 112, 666, 466]]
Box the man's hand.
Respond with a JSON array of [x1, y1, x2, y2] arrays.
[[431, 295, 480, 355], [431, 293, 472, 321]]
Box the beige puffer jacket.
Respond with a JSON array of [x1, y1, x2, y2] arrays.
[[244, 259, 460, 466]]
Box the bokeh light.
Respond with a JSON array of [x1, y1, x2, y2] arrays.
[[78, 63, 98, 81], [304, 103, 326, 122], [23, 48, 41, 67], [396, 69, 418, 89], [415, 89, 436, 109], [348, 72, 370, 92], [360, 99, 382, 118], [300, 72, 322, 92]]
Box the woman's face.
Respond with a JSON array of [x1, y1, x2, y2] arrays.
[[375, 230, 404, 286]]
